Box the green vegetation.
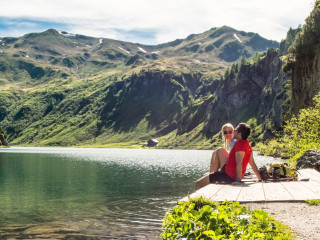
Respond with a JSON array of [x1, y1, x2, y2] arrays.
[[255, 92, 320, 164], [0, 126, 8, 146], [306, 199, 320, 205], [287, 0, 320, 61], [162, 198, 294, 239]]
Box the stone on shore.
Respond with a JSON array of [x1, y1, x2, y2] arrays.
[[296, 149, 320, 171], [147, 138, 158, 147]]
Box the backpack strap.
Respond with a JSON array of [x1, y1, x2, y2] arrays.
[[282, 164, 286, 176]]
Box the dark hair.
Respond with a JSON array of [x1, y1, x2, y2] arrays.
[[237, 123, 251, 140]]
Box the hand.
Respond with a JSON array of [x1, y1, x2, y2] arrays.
[[231, 181, 243, 185]]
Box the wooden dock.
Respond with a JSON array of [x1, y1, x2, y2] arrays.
[[183, 169, 320, 203]]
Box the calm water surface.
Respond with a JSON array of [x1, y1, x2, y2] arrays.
[[0, 147, 277, 239]]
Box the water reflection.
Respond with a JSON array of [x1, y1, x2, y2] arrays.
[[0, 147, 277, 239]]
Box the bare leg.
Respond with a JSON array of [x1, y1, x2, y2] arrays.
[[210, 148, 229, 172], [195, 173, 210, 191], [209, 150, 218, 172]]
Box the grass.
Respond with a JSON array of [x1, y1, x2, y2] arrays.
[[305, 199, 320, 205], [78, 141, 146, 149], [157, 123, 223, 150]]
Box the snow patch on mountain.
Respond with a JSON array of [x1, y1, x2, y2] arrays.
[[233, 33, 242, 43], [138, 47, 147, 53], [58, 30, 75, 37], [118, 47, 130, 54]]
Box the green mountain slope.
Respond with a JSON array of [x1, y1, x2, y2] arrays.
[[0, 26, 281, 147]]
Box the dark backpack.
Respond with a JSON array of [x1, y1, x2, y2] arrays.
[[258, 166, 270, 181]]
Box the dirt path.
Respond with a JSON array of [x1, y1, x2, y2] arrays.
[[244, 202, 320, 240]]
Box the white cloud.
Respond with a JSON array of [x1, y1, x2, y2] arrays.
[[0, 0, 314, 44]]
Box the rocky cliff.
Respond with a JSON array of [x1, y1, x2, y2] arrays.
[[177, 46, 292, 142], [288, 1, 320, 114], [291, 47, 320, 114], [202, 49, 290, 140]]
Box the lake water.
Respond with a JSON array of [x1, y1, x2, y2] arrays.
[[0, 147, 278, 239]]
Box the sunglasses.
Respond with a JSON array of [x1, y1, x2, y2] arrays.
[[223, 130, 233, 135]]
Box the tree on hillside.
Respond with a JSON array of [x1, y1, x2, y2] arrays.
[[288, 0, 320, 59], [0, 127, 8, 146]]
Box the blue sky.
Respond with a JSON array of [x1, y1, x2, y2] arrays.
[[0, 0, 314, 45]]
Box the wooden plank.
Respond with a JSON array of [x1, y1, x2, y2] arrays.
[[183, 184, 223, 201], [237, 182, 265, 202], [205, 184, 225, 198], [182, 170, 320, 203], [210, 184, 243, 202], [263, 182, 294, 201], [298, 169, 320, 182], [281, 182, 320, 200], [296, 181, 320, 196]]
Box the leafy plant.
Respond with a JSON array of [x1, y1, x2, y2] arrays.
[[162, 198, 294, 239]]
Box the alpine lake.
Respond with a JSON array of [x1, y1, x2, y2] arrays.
[[0, 147, 278, 239]]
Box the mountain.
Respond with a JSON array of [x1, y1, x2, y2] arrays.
[[0, 26, 282, 147], [0, 26, 278, 80]]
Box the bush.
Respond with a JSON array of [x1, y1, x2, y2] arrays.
[[161, 198, 293, 239]]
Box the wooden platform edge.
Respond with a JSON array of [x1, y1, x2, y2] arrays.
[[179, 196, 312, 204], [181, 169, 320, 203]]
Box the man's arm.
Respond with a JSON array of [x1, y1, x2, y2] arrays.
[[232, 151, 245, 185], [248, 152, 262, 181]]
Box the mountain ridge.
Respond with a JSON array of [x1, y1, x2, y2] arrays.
[[0, 26, 282, 148]]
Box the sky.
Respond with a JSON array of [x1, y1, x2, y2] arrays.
[[0, 0, 315, 45]]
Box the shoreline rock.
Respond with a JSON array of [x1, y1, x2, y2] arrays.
[[147, 138, 159, 147], [296, 149, 320, 171]]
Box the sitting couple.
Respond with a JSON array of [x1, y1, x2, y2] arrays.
[[195, 122, 261, 191]]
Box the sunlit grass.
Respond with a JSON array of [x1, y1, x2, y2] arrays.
[[306, 199, 320, 205]]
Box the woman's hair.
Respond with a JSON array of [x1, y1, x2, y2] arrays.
[[221, 123, 234, 150], [221, 123, 234, 135]]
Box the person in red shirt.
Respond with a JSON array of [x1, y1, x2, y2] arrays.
[[195, 123, 261, 191]]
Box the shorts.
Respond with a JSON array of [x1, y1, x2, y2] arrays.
[[209, 166, 234, 184]]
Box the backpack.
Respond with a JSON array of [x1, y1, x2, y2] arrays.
[[258, 166, 270, 181], [267, 162, 297, 179]]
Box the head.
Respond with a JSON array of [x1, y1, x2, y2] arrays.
[[221, 123, 234, 140], [234, 123, 251, 140]]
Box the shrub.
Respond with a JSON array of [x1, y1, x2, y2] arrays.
[[161, 198, 293, 239]]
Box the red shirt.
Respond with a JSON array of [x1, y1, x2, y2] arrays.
[[225, 139, 252, 180]]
